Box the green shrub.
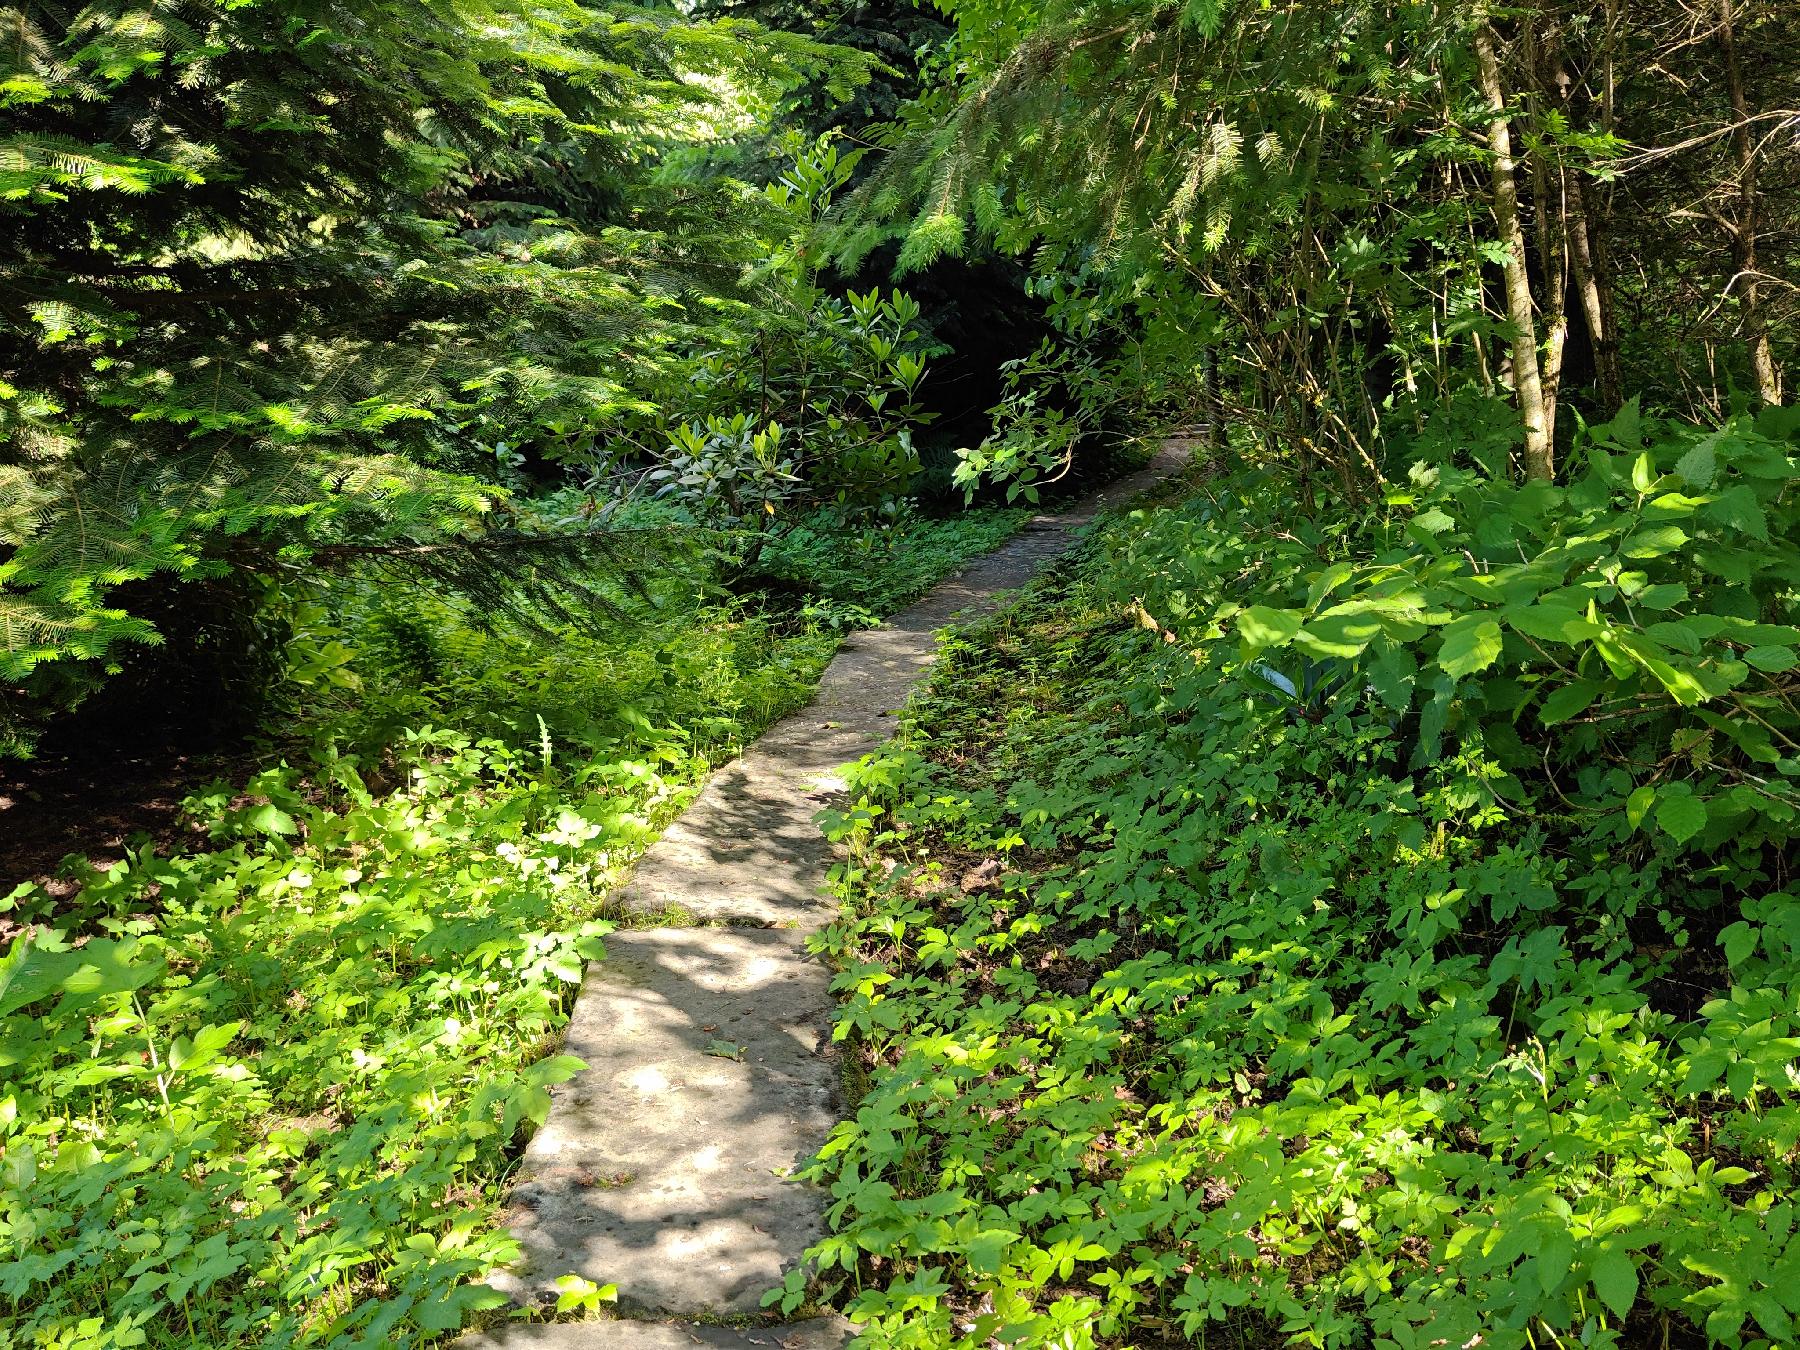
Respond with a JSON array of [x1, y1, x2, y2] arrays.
[[793, 407, 1800, 1349]]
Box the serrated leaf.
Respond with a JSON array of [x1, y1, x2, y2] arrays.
[[1682, 1045, 1728, 1096], [1184, 0, 1225, 37], [1743, 645, 1796, 673], [1655, 788, 1708, 844], [964, 1226, 1020, 1274], [1708, 484, 1768, 541], [1620, 637, 1709, 706], [245, 803, 297, 836], [1437, 616, 1503, 679], [1539, 679, 1602, 725], [1597, 397, 1642, 450], [1591, 1246, 1638, 1318], [1505, 603, 1598, 643], [1674, 434, 1719, 487], [0, 934, 79, 1019], [1237, 605, 1301, 650], [1538, 1228, 1574, 1293], [1641, 590, 1692, 615], [1720, 921, 1758, 968], [1368, 642, 1417, 712], [1645, 621, 1700, 654], [1621, 524, 1687, 559], [1295, 610, 1382, 659]]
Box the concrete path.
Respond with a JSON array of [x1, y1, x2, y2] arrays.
[[467, 444, 1189, 1348]]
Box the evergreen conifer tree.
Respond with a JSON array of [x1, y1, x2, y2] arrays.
[[0, 0, 854, 750]]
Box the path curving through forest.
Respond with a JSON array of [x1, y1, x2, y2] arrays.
[[462, 443, 1190, 1349]]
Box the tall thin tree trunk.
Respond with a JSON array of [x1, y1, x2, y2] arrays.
[[1202, 349, 1225, 451], [1717, 0, 1783, 405], [1475, 17, 1555, 480], [1526, 18, 1569, 438], [1542, 27, 1623, 417], [1567, 172, 1623, 413]]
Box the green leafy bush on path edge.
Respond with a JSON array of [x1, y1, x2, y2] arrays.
[[787, 404, 1800, 1349], [0, 501, 1032, 1350]]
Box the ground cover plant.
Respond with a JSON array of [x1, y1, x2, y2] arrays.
[[795, 404, 1800, 1349], [8, 0, 1800, 1346], [0, 498, 1029, 1350]]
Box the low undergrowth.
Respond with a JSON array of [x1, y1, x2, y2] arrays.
[[794, 407, 1800, 1349], [0, 501, 1030, 1349]]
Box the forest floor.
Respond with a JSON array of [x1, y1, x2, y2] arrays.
[[0, 739, 255, 901]]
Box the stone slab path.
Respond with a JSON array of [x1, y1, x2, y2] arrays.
[[465, 1317, 854, 1350], [465, 444, 1189, 1349]]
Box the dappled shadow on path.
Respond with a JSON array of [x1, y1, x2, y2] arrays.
[[492, 927, 838, 1316]]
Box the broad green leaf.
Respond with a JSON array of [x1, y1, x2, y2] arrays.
[[1645, 621, 1700, 655], [1305, 561, 1356, 610], [1368, 642, 1417, 712], [1617, 636, 1709, 706], [1621, 525, 1687, 559], [0, 934, 81, 1020], [1699, 659, 1750, 697], [1592, 630, 1638, 680], [1409, 670, 1457, 768], [1625, 785, 1655, 829], [1634, 583, 1688, 610], [245, 803, 298, 836], [964, 1227, 1021, 1273], [1720, 921, 1758, 968], [1537, 1229, 1574, 1293], [1437, 616, 1503, 679], [1295, 610, 1382, 659], [1682, 1046, 1729, 1095], [1539, 680, 1602, 725], [1504, 603, 1599, 643], [1708, 484, 1769, 541], [1674, 433, 1718, 487], [1719, 619, 1800, 645], [528, 1054, 588, 1085], [1598, 397, 1642, 449], [1591, 1247, 1638, 1318], [1697, 708, 1779, 764], [1655, 788, 1708, 844], [1645, 492, 1704, 517], [1743, 645, 1796, 673], [0, 1143, 35, 1189], [1237, 605, 1301, 649], [1693, 545, 1762, 583], [50, 938, 164, 1010], [168, 1022, 240, 1072], [551, 1275, 616, 1314]]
